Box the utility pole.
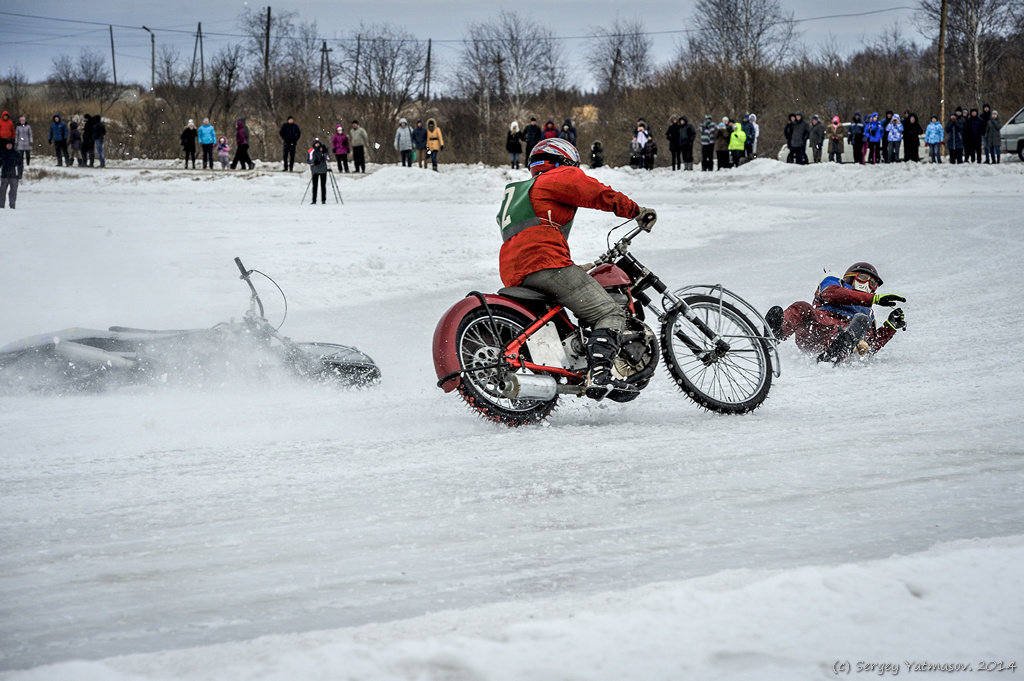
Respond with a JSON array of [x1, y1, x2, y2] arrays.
[[264, 7, 271, 82], [142, 25, 154, 92], [352, 35, 361, 96], [319, 42, 325, 92], [325, 43, 334, 96], [198, 22, 205, 85], [109, 25, 117, 86], [938, 0, 948, 126], [423, 38, 431, 100], [190, 23, 200, 88]]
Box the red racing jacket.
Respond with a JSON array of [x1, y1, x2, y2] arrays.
[[498, 165, 639, 287]]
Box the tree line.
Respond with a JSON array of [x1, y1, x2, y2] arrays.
[[2, 0, 1021, 168]]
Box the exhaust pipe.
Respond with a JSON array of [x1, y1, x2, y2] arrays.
[[498, 373, 557, 401]]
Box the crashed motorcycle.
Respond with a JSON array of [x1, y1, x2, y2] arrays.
[[433, 218, 780, 426], [0, 257, 381, 393]]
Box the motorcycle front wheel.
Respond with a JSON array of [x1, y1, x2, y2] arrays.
[[660, 294, 772, 413], [455, 306, 557, 426]]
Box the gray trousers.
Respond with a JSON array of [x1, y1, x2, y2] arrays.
[[0, 177, 17, 208], [521, 265, 625, 333]]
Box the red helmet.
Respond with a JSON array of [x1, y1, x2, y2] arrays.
[[528, 138, 580, 176], [843, 262, 883, 287]]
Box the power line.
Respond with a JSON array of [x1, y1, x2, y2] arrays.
[[0, 6, 923, 48]]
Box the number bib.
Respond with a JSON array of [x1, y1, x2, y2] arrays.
[[496, 177, 573, 242]]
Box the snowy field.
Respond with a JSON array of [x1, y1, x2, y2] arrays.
[[1, 157, 1023, 680]]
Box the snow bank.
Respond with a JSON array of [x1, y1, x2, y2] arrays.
[[5, 536, 1021, 681]]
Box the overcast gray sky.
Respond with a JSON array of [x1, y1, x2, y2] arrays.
[[0, 0, 924, 90]]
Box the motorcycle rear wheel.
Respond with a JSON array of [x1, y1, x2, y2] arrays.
[[660, 294, 772, 413], [455, 306, 557, 426]]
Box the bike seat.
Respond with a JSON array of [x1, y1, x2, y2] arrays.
[[498, 286, 551, 303]]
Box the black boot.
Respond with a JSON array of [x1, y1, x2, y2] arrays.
[[584, 328, 635, 400], [765, 306, 784, 340], [817, 313, 870, 364]]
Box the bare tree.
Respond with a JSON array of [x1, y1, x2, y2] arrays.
[[47, 49, 121, 110], [685, 0, 797, 114], [208, 44, 245, 118], [917, 0, 1024, 105], [455, 12, 565, 119], [157, 45, 187, 88], [340, 24, 427, 120], [586, 16, 653, 93], [3, 66, 30, 112], [240, 6, 299, 118]]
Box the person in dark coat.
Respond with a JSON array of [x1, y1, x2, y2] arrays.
[[48, 113, 71, 166], [945, 113, 965, 164], [411, 119, 427, 169], [783, 113, 796, 163], [92, 115, 106, 167], [523, 117, 542, 158], [68, 120, 83, 166], [981, 103, 993, 163], [506, 121, 524, 169], [741, 114, 755, 160], [700, 115, 716, 171], [666, 117, 682, 170], [808, 115, 825, 163], [231, 118, 255, 170], [902, 113, 924, 162], [847, 111, 865, 165], [1, 139, 24, 208], [180, 119, 198, 169], [307, 138, 329, 204], [963, 108, 985, 163], [279, 116, 301, 171], [789, 112, 809, 165], [678, 116, 696, 170], [82, 113, 96, 166]]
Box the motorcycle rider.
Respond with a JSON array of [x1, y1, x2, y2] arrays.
[[765, 262, 906, 363], [496, 138, 657, 399]]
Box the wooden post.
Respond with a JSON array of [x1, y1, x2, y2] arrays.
[[109, 25, 117, 86], [938, 0, 948, 126]]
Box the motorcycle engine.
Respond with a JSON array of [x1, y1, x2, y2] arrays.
[[608, 319, 659, 403]]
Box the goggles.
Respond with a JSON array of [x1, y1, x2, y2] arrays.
[[847, 271, 879, 291]]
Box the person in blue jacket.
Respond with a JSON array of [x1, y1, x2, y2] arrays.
[[48, 113, 71, 166], [924, 115, 944, 163], [864, 113, 884, 164], [765, 262, 906, 364], [885, 113, 904, 164], [197, 118, 217, 169]]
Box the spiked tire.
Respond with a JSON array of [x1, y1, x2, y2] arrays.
[[660, 295, 773, 413], [454, 306, 557, 426]]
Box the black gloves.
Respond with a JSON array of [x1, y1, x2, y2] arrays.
[[886, 308, 906, 331], [636, 206, 657, 231], [873, 293, 906, 307]]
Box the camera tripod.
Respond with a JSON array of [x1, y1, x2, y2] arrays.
[[301, 168, 344, 205]]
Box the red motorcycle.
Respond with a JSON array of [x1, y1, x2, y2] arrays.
[[432, 218, 780, 426]]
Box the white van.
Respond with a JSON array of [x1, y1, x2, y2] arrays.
[[999, 106, 1024, 162]]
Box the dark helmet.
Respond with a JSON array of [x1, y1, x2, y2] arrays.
[[528, 138, 580, 177], [843, 262, 883, 287]]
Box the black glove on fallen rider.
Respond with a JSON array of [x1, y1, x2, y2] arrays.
[[636, 206, 657, 231], [886, 307, 906, 331], [873, 293, 906, 307]]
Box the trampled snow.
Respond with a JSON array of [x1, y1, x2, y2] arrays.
[[2, 157, 1023, 680]]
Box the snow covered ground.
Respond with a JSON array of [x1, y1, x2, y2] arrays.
[[2, 157, 1023, 680]]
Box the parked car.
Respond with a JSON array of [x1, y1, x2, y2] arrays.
[[999, 106, 1024, 162]]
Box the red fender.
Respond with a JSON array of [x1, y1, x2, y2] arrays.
[[432, 293, 539, 392]]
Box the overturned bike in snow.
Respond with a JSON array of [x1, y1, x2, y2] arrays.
[[433, 218, 780, 426], [0, 257, 381, 393]]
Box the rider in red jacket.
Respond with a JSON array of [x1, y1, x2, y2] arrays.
[[495, 138, 656, 397], [765, 262, 906, 363]]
